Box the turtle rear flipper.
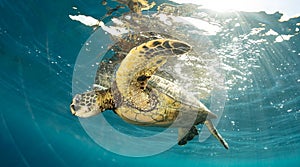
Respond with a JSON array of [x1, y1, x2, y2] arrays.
[[178, 126, 199, 145], [204, 120, 229, 149]]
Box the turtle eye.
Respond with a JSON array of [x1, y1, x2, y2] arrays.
[[74, 94, 82, 103]]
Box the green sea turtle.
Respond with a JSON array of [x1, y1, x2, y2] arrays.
[[70, 38, 229, 149]]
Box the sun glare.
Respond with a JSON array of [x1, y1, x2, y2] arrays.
[[203, 0, 260, 12], [171, 0, 261, 13]]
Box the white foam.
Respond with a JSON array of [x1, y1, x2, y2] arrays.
[[69, 15, 103, 27]]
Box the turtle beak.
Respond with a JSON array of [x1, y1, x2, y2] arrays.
[[70, 94, 82, 116], [70, 103, 76, 115]]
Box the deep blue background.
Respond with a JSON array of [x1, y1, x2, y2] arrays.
[[1, 0, 300, 166]]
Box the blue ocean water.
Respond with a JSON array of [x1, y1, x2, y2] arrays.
[[1, 0, 300, 166]]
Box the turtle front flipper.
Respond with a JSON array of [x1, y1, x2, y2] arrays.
[[115, 39, 191, 113], [204, 119, 229, 149], [116, 39, 191, 96]]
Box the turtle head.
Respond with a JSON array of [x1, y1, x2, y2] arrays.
[[70, 89, 114, 118]]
